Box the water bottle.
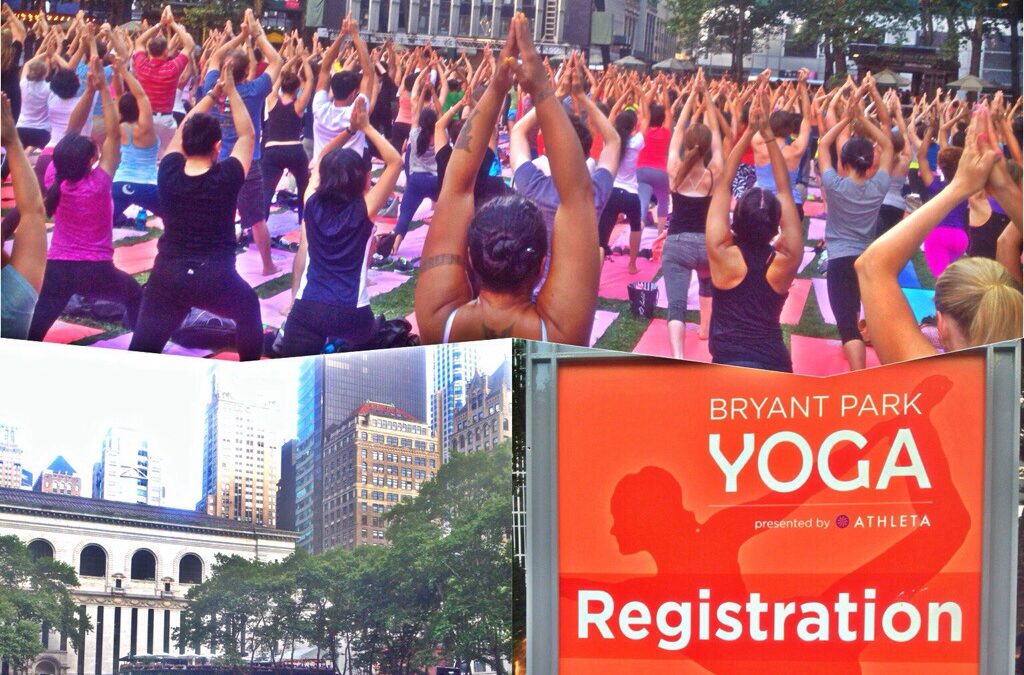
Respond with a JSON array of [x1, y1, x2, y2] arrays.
[[135, 209, 148, 231]]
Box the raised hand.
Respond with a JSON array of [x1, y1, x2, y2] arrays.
[[349, 96, 368, 130], [951, 105, 1000, 195], [0, 93, 16, 146]]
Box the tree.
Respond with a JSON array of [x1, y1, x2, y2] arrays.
[[387, 444, 514, 675], [666, 0, 790, 80], [0, 536, 89, 671], [176, 554, 304, 666], [788, 0, 916, 81]]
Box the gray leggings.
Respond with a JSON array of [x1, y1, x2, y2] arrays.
[[662, 231, 711, 322], [637, 167, 670, 219]]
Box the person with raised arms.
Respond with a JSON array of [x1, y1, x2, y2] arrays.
[[415, 13, 600, 345], [704, 86, 804, 372], [856, 105, 1022, 364], [129, 66, 263, 360]]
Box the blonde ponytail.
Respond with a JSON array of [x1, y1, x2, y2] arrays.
[[934, 257, 1023, 346]]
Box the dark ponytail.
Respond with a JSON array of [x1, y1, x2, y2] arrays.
[[839, 136, 875, 176], [46, 134, 96, 217], [614, 110, 637, 161], [416, 108, 437, 157]]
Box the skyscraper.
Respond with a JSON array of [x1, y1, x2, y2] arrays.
[[450, 361, 513, 457], [34, 456, 81, 496], [429, 344, 478, 448], [289, 350, 429, 552], [320, 402, 441, 551], [0, 424, 25, 490], [92, 427, 164, 506], [198, 376, 282, 528]]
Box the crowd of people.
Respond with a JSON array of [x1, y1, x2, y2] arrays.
[[0, 5, 1021, 369]]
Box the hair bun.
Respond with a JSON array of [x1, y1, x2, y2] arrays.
[[490, 236, 517, 261]]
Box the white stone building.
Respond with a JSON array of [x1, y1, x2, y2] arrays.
[[0, 487, 296, 675]]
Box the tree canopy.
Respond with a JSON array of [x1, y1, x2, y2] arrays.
[[177, 445, 512, 675], [0, 535, 89, 671]]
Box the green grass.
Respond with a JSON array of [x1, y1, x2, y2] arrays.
[[370, 270, 418, 319], [254, 274, 294, 300], [113, 226, 163, 247]]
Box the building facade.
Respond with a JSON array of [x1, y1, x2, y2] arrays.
[[428, 344, 478, 449], [92, 428, 164, 506], [290, 351, 428, 551], [0, 424, 26, 490], [320, 402, 441, 551], [34, 456, 81, 496], [449, 363, 512, 457], [199, 378, 282, 528], [0, 487, 296, 675]]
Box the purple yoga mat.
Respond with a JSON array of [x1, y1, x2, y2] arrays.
[[90, 332, 213, 358], [807, 218, 826, 240], [260, 291, 293, 328]]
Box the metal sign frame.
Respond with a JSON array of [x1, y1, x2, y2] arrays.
[[524, 340, 1020, 674]]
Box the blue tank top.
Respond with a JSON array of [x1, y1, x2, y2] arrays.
[[113, 127, 158, 185], [754, 163, 802, 204], [297, 193, 373, 308]]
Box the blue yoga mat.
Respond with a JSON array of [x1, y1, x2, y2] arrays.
[[897, 261, 921, 289], [902, 288, 936, 323]]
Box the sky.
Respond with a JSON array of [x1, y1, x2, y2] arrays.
[[0, 340, 509, 510]]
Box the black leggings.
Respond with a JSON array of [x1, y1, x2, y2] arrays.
[[875, 204, 904, 238], [129, 256, 263, 361], [598, 187, 642, 252], [278, 298, 376, 357], [27, 259, 143, 340], [391, 122, 411, 152], [262, 144, 310, 221], [826, 255, 862, 344], [17, 126, 50, 149]]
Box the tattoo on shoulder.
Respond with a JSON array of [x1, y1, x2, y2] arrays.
[[453, 111, 477, 151], [420, 253, 465, 271], [482, 323, 515, 340]]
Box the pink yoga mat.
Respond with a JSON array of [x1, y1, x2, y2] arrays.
[[597, 256, 660, 301], [394, 225, 429, 259], [632, 318, 712, 363], [807, 218, 826, 240], [790, 334, 880, 376], [589, 310, 618, 347], [42, 320, 103, 344], [90, 332, 213, 358], [797, 248, 816, 274], [780, 278, 811, 325], [235, 246, 295, 286], [366, 269, 412, 297], [112, 238, 160, 275], [811, 277, 836, 324], [803, 201, 826, 218], [260, 291, 293, 328]]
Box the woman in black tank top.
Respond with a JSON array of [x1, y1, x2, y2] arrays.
[[967, 192, 1010, 260], [261, 51, 314, 226], [704, 86, 805, 372], [658, 75, 723, 359]]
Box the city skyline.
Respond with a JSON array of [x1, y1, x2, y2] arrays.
[[0, 341, 302, 510], [0, 341, 509, 514]]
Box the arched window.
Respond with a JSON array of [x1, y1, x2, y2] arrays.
[[28, 540, 54, 560], [79, 545, 106, 577], [179, 554, 203, 584], [130, 550, 157, 580]]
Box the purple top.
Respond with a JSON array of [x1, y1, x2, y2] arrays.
[[45, 164, 115, 261], [927, 179, 968, 230]]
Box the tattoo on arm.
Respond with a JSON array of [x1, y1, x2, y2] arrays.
[[532, 85, 554, 106], [453, 110, 477, 151], [420, 253, 465, 271], [482, 323, 515, 339]]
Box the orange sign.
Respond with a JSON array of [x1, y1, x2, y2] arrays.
[[557, 354, 985, 674]]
